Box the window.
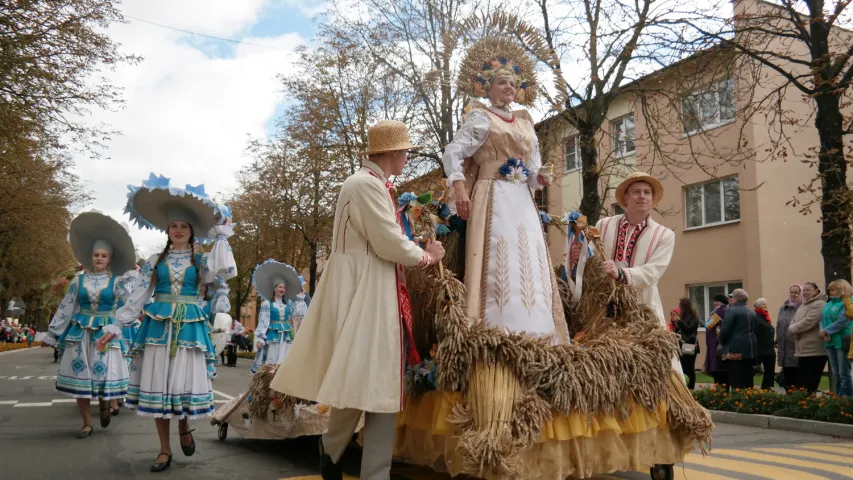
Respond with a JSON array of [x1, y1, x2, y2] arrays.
[[685, 176, 740, 229], [682, 78, 735, 134], [564, 135, 581, 172], [612, 203, 625, 215], [611, 115, 635, 156], [688, 282, 743, 321]]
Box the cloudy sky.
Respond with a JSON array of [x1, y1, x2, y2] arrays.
[[73, 0, 326, 257]]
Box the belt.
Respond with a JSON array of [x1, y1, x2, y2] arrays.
[[153, 294, 201, 357], [78, 310, 116, 317], [154, 294, 199, 304]]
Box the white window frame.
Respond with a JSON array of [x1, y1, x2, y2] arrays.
[[682, 78, 736, 136], [564, 135, 581, 172], [688, 281, 743, 327], [611, 115, 635, 157], [684, 176, 740, 230]]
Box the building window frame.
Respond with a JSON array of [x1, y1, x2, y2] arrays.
[[682, 78, 736, 136], [611, 114, 635, 157], [684, 175, 740, 231], [612, 203, 625, 216], [564, 135, 581, 172], [688, 281, 743, 324]]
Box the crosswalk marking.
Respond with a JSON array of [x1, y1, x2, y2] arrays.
[[756, 447, 853, 465], [801, 444, 853, 456], [711, 449, 853, 476], [685, 453, 826, 480], [14, 402, 52, 407]]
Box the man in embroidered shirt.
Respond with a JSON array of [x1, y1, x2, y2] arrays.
[[270, 120, 445, 480], [571, 172, 680, 373]]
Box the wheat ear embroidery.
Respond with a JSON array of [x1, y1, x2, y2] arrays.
[[517, 225, 535, 312], [495, 236, 511, 311]]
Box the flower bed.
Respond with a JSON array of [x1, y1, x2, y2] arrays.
[[693, 385, 853, 424], [0, 342, 41, 353]]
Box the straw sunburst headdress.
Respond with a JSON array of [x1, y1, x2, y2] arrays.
[[458, 36, 538, 107]]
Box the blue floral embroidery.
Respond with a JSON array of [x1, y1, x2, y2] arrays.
[[91, 355, 108, 379], [71, 345, 86, 375]]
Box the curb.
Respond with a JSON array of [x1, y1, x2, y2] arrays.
[[710, 410, 853, 438], [0, 346, 42, 357]]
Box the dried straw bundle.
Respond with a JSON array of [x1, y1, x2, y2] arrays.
[[248, 364, 301, 422], [664, 370, 714, 453]]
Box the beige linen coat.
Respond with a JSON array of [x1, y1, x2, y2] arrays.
[[787, 293, 828, 358], [270, 161, 429, 414]]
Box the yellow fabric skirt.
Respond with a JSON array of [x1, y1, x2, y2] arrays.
[[394, 391, 693, 479]]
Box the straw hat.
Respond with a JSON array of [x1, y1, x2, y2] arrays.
[[252, 259, 301, 302], [615, 172, 664, 209], [125, 173, 230, 238], [360, 120, 421, 156], [69, 211, 137, 275]]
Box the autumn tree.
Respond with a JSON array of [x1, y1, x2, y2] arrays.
[[0, 1, 135, 314], [679, 0, 853, 283]]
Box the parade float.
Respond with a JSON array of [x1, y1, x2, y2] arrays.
[[211, 181, 713, 479]]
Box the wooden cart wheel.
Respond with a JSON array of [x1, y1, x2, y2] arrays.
[[650, 464, 673, 480], [218, 423, 228, 441]]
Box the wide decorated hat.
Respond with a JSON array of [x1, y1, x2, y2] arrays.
[[252, 259, 301, 303], [124, 173, 231, 239], [458, 36, 538, 107], [69, 211, 137, 275]]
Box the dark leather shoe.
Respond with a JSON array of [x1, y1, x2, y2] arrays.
[[319, 438, 342, 480], [150, 453, 172, 473], [179, 429, 196, 457], [99, 408, 111, 428], [76, 425, 93, 439]]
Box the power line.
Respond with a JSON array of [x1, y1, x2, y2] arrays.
[[124, 14, 294, 51]]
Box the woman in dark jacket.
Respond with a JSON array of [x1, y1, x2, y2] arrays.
[[753, 298, 776, 389], [676, 298, 700, 389], [721, 289, 759, 389], [776, 285, 803, 390], [704, 294, 729, 387]]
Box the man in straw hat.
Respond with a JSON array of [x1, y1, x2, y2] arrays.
[[270, 120, 445, 480], [569, 172, 682, 374]]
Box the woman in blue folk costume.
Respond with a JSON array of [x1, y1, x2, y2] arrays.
[[98, 174, 236, 473], [44, 211, 137, 438], [251, 260, 301, 374]]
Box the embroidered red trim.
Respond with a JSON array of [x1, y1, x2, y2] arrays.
[[485, 108, 515, 123]]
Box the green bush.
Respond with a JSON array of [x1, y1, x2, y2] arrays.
[[693, 385, 853, 424]]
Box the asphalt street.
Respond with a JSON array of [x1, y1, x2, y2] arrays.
[[1, 346, 851, 480]]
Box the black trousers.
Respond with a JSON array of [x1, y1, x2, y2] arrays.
[[760, 355, 776, 389], [781, 366, 801, 391], [680, 355, 696, 390], [728, 358, 755, 389], [798, 356, 827, 393]]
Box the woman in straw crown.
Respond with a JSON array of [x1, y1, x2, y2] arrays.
[[97, 173, 236, 473], [43, 211, 138, 438], [251, 259, 300, 374], [442, 36, 567, 343]]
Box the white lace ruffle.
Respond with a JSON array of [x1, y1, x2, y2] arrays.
[[103, 323, 123, 341]]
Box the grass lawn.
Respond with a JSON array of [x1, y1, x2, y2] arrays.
[[694, 372, 830, 391]]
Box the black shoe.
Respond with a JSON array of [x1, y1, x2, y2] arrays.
[[150, 453, 172, 473], [179, 429, 196, 456], [76, 425, 93, 439], [99, 408, 111, 428], [319, 438, 342, 480]]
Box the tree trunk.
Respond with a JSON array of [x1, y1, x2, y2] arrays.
[[815, 93, 851, 284], [309, 241, 318, 296], [577, 126, 603, 224]]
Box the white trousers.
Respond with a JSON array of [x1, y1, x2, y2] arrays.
[[322, 407, 396, 480]]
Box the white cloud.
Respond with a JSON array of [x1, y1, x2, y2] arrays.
[[72, 0, 306, 256]]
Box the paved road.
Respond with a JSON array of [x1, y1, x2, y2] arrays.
[[1, 346, 851, 480]]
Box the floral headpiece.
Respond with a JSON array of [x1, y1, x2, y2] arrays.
[[459, 37, 538, 107]]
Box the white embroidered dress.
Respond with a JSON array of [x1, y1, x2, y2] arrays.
[[443, 103, 568, 344], [110, 226, 236, 419], [45, 271, 135, 399], [252, 299, 291, 373]]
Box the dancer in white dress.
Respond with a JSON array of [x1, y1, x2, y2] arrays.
[[43, 211, 137, 438], [97, 173, 236, 473], [251, 259, 301, 373], [290, 277, 310, 334]]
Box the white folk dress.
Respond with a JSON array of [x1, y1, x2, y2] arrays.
[[443, 103, 568, 344], [251, 299, 291, 374], [44, 271, 135, 400], [291, 293, 309, 333], [110, 227, 236, 419]]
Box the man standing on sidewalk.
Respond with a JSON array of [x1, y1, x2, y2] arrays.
[[270, 120, 445, 480]]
